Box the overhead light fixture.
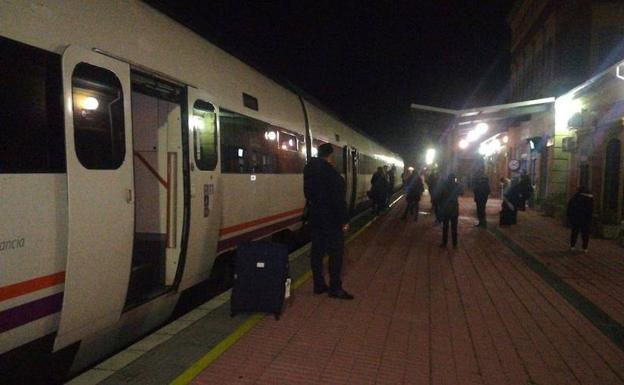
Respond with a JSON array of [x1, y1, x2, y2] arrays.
[[459, 139, 468, 149], [425, 148, 436, 165]]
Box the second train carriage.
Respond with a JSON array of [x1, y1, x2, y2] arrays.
[[0, 0, 403, 379]]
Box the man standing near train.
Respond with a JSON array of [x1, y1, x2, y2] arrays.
[[303, 143, 354, 300]]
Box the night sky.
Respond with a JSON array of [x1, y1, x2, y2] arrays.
[[144, 0, 515, 164]]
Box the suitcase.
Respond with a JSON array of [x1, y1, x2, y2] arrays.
[[230, 241, 289, 320]]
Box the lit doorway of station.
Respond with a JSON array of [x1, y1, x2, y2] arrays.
[[125, 72, 184, 308]]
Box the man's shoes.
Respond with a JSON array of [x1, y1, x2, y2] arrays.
[[328, 289, 354, 300], [313, 284, 329, 295]]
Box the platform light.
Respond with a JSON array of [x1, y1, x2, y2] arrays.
[[425, 148, 436, 165], [458, 139, 469, 149], [503, 135, 509, 144], [311, 147, 318, 157], [555, 95, 582, 133], [475, 122, 489, 135]]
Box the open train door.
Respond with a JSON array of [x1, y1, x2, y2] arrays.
[[347, 147, 359, 214], [54, 46, 134, 350], [182, 88, 222, 288]]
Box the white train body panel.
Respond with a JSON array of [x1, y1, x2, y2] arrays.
[[0, 0, 402, 373]]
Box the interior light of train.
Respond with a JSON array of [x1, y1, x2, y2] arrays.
[[191, 115, 205, 130], [311, 147, 318, 157], [288, 139, 294, 147], [80, 96, 99, 110], [281, 144, 288, 150], [237, 148, 244, 158], [264, 131, 277, 141]]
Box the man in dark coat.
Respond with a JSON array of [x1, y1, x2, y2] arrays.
[[426, 171, 440, 222], [566, 186, 594, 252], [370, 167, 388, 215], [437, 173, 463, 248], [517, 172, 533, 211], [303, 143, 354, 299], [402, 173, 424, 221], [473, 172, 491, 228]]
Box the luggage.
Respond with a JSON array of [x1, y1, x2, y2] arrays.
[[230, 241, 289, 320]]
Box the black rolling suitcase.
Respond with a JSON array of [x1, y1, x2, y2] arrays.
[[231, 241, 289, 320]]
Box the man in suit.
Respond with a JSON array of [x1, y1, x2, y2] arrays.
[[303, 143, 354, 300]]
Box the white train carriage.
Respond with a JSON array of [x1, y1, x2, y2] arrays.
[[0, 0, 403, 378]]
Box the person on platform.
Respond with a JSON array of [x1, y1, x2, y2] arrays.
[[426, 171, 440, 222], [388, 165, 396, 198], [370, 167, 389, 215], [437, 173, 463, 248], [303, 143, 354, 299], [473, 171, 491, 228], [517, 172, 533, 211], [401, 171, 425, 221], [500, 178, 521, 225], [566, 186, 594, 253]]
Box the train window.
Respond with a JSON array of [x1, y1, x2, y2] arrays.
[[279, 131, 298, 152], [0, 36, 64, 173], [72, 63, 125, 169], [192, 100, 218, 171], [219, 109, 304, 174]]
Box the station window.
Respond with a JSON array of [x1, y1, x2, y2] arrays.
[[72, 63, 125, 169], [192, 100, 218, 171], [0, 36, 64, 173]]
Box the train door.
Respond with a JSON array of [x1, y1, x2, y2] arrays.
[[350, 148, 359, 213], [343, 146, 352, 204], [55, 46, 134, 350], [183, 88, 221, 288], [125, 72, 187, 307]]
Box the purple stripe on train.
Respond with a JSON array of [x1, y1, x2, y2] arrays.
[[0, 292, 64, 333], [217, 216, 302, 252]]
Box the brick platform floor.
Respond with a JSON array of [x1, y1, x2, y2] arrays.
[[191, 197, 624, 385], [496, 207, 624, 327]]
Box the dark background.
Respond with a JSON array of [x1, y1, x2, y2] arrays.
[[144, 0, 515, 165]]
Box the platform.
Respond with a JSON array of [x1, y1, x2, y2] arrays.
[[68, 196, 624, 385]]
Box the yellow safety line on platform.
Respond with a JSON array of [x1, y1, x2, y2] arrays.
[[169, 195, 402, 385]]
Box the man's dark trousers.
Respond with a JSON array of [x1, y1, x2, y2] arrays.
[[310, 226, 343, 291], [475, 198, 487, 226], [442, 215, 458, 246]]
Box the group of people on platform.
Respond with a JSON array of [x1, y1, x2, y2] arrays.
[[303, 144, 595, 301], [369, 165, 397, 215]]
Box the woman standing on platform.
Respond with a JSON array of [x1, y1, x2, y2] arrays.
[[567, 186, 594, 253]]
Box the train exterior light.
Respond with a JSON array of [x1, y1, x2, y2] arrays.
[[425, 148, 436, 165]]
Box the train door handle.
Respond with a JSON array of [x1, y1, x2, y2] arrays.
[[126, 189, 133, 203]]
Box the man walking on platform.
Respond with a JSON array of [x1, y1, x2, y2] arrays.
[[401, 171, 424, 221], [438, 173, 463, 248], [473, 171, 490, 228], [303, 143, 354, 300]]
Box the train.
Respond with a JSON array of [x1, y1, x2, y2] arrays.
[[0, 0, 403, 381]]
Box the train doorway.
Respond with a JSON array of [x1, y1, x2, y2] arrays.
[[125, 72, 186, 308]]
